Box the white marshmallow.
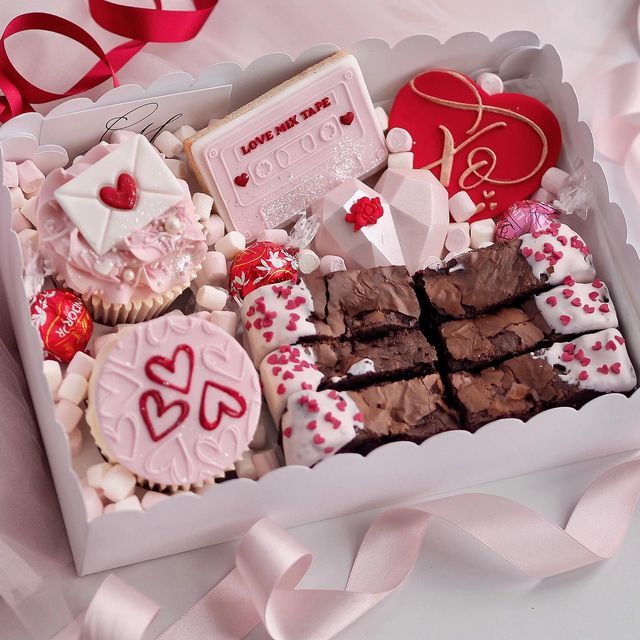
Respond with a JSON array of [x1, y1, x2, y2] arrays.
[[476, 72, 504, 95], [445, 223, 471, 253], [9, 187, 26, 210], [43, 360, 62, 397], [385, 127, 413, 153], [297, 248, 320, 274], [101, 464, 136, 502], [419, 256, 444, 270], [541, 167, 569, 195], [154, 130, 183, 158], [252, 448, 283, 478], [444, 248, 472, 262], [374, 106, 389, 132], [164, 158, 188, 179], [86, 462, 113, 489], [113, 495, 143, 512], [235, 451, 258, 480], [214, 231, 246, 259], [68, 428, 83, 457], [387, 151, 414, 169], [58, 373, 88, 405], [141, 491, 170, 510], [192, 192, 214, 220], [54, 399, 83, 433], [11, 210, 31, 233], [17, 160, 45, 195], [195, 250, 228, 288], [209, 310, 237, 335], [67, 351, 95, 380], [20, 195, 38, 226], [110, 130, 136, 144], [530, 187, 555, 203], [204, 215, 226, 246], [173, 125, 197, 143], [319, 254, 346, 275], [470, 218, 497, 249], [196, 285, 228, 312], [449, 191, 477, 223], [82, 485, 104, 521], [2, 161, 18, 188], [256, 229, 288, 245]]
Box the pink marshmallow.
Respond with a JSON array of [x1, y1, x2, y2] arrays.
[[17, 160, 45, 195], [385, 127, 413, 153], [82, 485, 104, 521], [101, 464, 136, 502], [2, 161, 18, 188], [58, 372, 88, 405], [256, 228, 289, 245], [67, 351, 95, 380], [11, 210, 31, 233], [141, 491, 170, 510], [68, 428, 83, 457], [448, 191, 476, 223], [445, 223, 471, 253], [197, 250, 228, 287], [530, 187, 555, 203], [541, 167, 569, 195], [209, 310, 237, 335], [54, 399, 83, 433], [252, 448, 283, 478], [113, 495, 143, 512], [204, 215, 226, 246], [319, 254, 347, 275]]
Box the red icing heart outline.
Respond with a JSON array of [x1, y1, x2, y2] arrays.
[[145, 344, 194, 394], [388, 69, 561, 221], [139, 390, 189, 442], [99, 173, 138, 210], [199, 380, 247, 431]]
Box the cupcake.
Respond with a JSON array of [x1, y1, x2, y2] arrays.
[[86, 314, 262, 491], [36, 135, 207, 325]]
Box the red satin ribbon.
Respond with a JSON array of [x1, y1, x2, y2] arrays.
[[0, 0, 218, 123]]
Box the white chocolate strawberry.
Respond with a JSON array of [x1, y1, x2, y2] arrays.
[[282, 389, 363, 467]]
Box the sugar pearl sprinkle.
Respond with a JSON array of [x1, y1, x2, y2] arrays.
[[534, 279, 618, 334], [519, 222, 596, 285]]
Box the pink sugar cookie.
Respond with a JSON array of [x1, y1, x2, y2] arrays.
[[87, 315, 261, 490]]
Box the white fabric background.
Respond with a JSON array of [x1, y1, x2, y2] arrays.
[[1, 1, 640, 638]]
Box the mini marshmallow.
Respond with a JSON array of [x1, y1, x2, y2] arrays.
[[541, 167, 569, 195], [20, 195, 38, 226], [470, 218, 497, 249], [476, 72, 504, 95], [319, 254, 346, 275], [113, 495, 143, 512], [11, 210, 31, 233], [530, 187, 555, 203], [444, 248, 472, 262], [196, 250, 228, 287], [101, 464, 136, 502], [204, 215, 226, 246], [18, 228, 38, 253], [374, 106, 389, 132], [419, 256, 445, 270], [387, 151, 414, 170], [214, 231, 246, 259], [256, 228, 288, 245], [235, 451, 258, 480], [68, 428, 83, 457], [9, 187, 26, 210], [110, 130, 136, 144], [67, 351, 95, 380], [54, 399, 83, 433], [43, 360, 62, 396], [58, 373, 88, 405], [17, 160, 45, 195], [82, 486, 104, 521], [297, 248, 320, 274], [445, 223, 471, 253], [193, 192, 214, 220], [196, 285, 228, 312], [164, 158, 188, 179], [86, 462, 113, 489], [449, 191, 477, 223], [141, 491, 170, 510], [252, 447, 283, 478], [385, 127, 413, 153], [2, 161, 18, 188], [154, 130, 183, 158], [173, 125, 197, 143], [209, 310, 237, 335]]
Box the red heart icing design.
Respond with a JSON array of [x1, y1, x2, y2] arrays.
[[199, 380, 247, 431], [388, 69, 561, 221], [139, 390, 189, 442], [99, 172, 138, 210], [340, 111, 355, 125], [145, 344, 194, 393], [234, 173, 249, 187]]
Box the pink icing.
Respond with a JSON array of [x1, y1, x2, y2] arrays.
[[92, 315, 261, 487], [36, 141, 207, 306]]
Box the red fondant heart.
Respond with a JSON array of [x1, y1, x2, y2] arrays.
[[199, 380, 247, 431], [99, 173, 138, 210], [145, 344, 194, 394], [139, 390, 189, 442], [234, 173, 249, 187], [340, 111, 355, 125], [388, 69, 562, 221]]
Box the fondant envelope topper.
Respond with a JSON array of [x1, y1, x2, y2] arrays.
[[54, 135, 184, 255]]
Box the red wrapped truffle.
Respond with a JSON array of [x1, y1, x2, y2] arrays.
[[495, 200, 560, 243], [30, 289, 93, 363], [228, 241, 298, 299]]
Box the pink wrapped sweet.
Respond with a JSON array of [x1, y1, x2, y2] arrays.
[[494, 200, 559, 243]]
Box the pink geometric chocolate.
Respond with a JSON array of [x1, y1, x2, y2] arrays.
[[89, 315, 261, 488], [495, 199, 560, 243]]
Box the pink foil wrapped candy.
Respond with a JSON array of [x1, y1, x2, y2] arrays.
[[494, 200, 559, 243]]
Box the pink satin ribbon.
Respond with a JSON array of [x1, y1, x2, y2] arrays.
[[157, 455, 640, 640]]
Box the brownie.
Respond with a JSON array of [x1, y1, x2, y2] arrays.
[[338, 374, 460, 454], [304, 265, 421, 340], [310, 329, 438, 390]]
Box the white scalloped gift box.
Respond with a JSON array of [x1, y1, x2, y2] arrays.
[[2, 32, 640, 575]]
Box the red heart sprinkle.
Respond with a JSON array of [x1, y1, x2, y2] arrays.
[[563, 344, 575, 353], [606, 340, 617, 351], [563, 276, 575, 286], [593, 278, 603, 288], [583, 305, 595, 314], [264, 331, 274, 342], [234, 173, 249, 187], [570, 298, 581, 307], [246, 306, 256, 317], [276, 383, 286, 395], [599, 304, 610, 313], [354, 412, 364, 422], [592, 341, 602, 351], [562, 288, 573, 298], [616, 335, 625, 345], [581, 357, 591, 366], [588, 291, 599, 301], [546, 296, 557, 307], [561, 352, 573, 362], [597, 365, 609, 374], [324, 447, 334, 454], [557, 236, 568, 245], [534, 251, 546, 262], [328, 390, 339, 399], [611, 362, 622, 374], [522, 247, 533, 258], [306, 420, 317, 430], [283, 427, 292, 438], [578, 371, 589, 381], [340, 111, 355, 125], [560, 315, 571, 326], [267, 354, 278, 365], [282, 371, 294, 381], [313, 434, 325, 444], [272, 366, 281, 376], [542, 242, 553, 253], [336, 401, 347, 411], [301, 382, 313, 390]]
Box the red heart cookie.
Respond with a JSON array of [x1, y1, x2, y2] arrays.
[[145, 344, 194, 394], [139, 390, 189, 442], [388, 69, 561, 221], [99, 172, 138, 210], [199, 380, 247, 431]]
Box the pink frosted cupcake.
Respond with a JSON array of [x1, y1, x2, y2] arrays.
[[36, 135, 207, 325]]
